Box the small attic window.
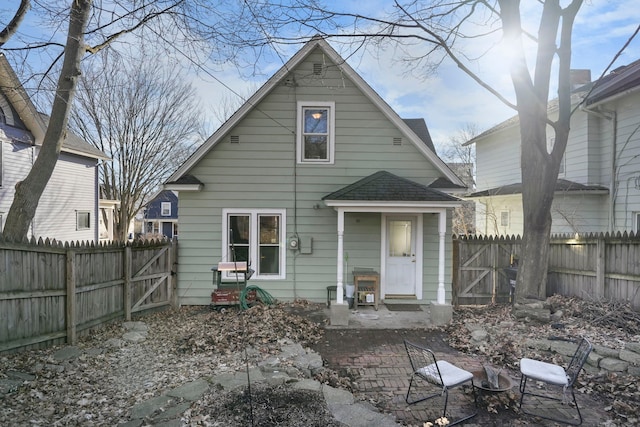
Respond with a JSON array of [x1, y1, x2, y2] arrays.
[[313, 63, 323, 75], [230, 135, 240, 144], [393, 137, 402, 146]]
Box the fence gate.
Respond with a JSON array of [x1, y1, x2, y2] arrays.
[[453, 236, 520, 305], [125, 243, 174, 319]]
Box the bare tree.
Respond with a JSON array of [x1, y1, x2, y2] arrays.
[[440, 123, 477, 235], [69, 52, 202, 241], [0, 1, 311, 242], [265, 0, 610, 302]]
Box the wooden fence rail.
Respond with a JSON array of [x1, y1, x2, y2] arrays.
[[453, 232, 640, 308], [0, 237, 177, 354]]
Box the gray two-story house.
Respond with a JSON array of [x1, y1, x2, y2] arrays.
[[0, 54, 108, 242], [467, 63, 640, 236]]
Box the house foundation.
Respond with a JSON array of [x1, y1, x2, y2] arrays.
[[429, 302, 453, 325], [329, 301, 349, 326]]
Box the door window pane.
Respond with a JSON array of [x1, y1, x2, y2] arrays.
[[389, 220, 412, 257]]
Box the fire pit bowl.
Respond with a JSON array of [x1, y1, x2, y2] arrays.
[[471, 369, 514, 392]]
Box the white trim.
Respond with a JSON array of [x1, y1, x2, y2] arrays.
[[161, 202, 171, 216], [76, 210, 91, 230], [222, 208, 286, 280], [296, 101, 335, 164], [380, 214, 423, 300]]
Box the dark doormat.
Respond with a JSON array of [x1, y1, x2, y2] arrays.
[[385, 304, 422, 311]]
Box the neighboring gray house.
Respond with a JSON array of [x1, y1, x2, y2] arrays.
[[165, 37, 465, 306], [466, 63, 640, 236], [0, 54, 108, 242]]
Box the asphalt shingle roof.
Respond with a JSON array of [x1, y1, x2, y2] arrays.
[[467, 178, 608, 197], [322, 171, 460, 202]]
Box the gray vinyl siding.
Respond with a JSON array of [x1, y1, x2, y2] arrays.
[[611, 92, 640, 230], [474, 125, 521, 191], [0, 140, 98, 241], [177, 47, 452, 305]]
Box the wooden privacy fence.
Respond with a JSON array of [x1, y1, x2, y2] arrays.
[[0, 237, 177, 354], [453, 232, 640, 307]]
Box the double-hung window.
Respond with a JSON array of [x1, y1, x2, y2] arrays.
[[76, 211, 90, 230], [223, 209, 286, 279], [161, 202, 171, 216], [297, 101, 335, 164]]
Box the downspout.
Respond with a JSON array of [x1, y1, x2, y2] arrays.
[[580, 105, 616, 231]]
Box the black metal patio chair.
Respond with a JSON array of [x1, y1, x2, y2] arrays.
[[404, 340, 478, 425], [519, 336, 593, 425]]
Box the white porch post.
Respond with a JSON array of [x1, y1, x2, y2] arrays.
[[437, 209, 447, 304], [336, 208, 345, 304]]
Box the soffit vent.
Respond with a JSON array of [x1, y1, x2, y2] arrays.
[[393, 137, 402, 146], [313, 63, 323, 75], [230, 135, 240, 144]]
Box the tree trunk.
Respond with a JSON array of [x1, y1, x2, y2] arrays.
[[2, 0, 92, 241]]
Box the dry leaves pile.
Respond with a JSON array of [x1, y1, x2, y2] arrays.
[[0, 302, 328, 426], [442, 295, 640, 424]]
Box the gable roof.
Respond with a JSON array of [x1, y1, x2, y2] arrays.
[[585, 59, 640, 106], [402, 118, 436, 153], [166, 37, 463, 186], [0, 53, 108, 161], [466, 59, 640, 145], [466, 178, 609, 198], [323, 170, 460, 203]]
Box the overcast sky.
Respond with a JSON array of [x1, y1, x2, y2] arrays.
[[193, 0, 640, 153]]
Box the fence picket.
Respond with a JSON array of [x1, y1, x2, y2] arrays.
[[0, 239, 174, 354], [453, 233, 640, 308]]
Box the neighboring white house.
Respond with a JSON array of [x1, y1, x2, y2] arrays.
[[0, 53, 108, 242], [466, 64, 640, 236]]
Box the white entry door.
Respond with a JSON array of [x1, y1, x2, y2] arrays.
[[385, 216, 417, 296]]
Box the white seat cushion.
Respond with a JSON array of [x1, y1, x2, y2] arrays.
[[417, 361, 473, 387], [520, 358, 568, 386]]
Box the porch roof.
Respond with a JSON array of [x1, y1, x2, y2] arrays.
[[467, 178, 609, 197], [322, 171, 461, 207]]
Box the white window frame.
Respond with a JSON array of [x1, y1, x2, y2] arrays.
[[222, 208, 286, 280], [161, 201, 171, 216], [296, 101, 335, 164], [0, 213, 3, 232], [634, 212, 640, 233], [76, 211, 91, 230], [500, 210, 510, 227], [0, 141, 3, 188]]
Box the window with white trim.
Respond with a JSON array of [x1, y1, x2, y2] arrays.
[[297, 101, 335, 164], [161, 202, 171, 216], [634, 212, 640, 233], [0, 213, 3, 232], [500, 210, 510, 227], [0, 141, 3, 187], [76, 211, 90, 230], [223, 209, 286, 279]]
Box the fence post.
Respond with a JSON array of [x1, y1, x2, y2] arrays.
[[124, 245, 132, 321], [66, 249, 76, 345], [452, 237, 459, 306], [170, 239, 179, 308], [596, 236, 606, 299]]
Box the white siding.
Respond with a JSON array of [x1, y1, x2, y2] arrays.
[[0, 140, 98, 241], [474, 125, 521, 190]]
